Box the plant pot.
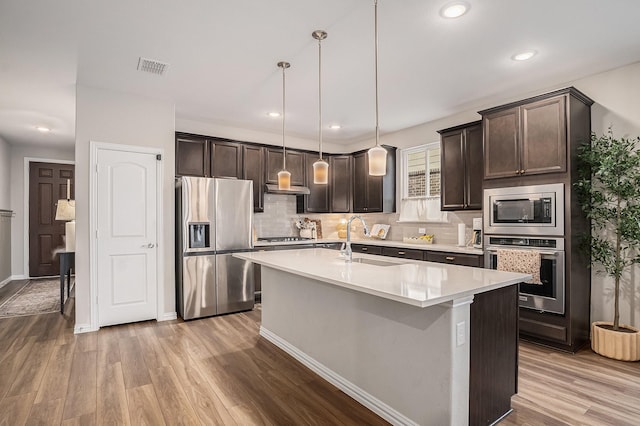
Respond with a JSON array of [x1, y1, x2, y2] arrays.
[[591, 321, 640, 361]]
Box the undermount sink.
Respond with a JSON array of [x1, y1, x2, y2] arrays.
[[351, 257, 398, 267]]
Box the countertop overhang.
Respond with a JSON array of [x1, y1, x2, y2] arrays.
[[235, 248, 529, 308]]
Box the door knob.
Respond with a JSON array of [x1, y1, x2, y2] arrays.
[[142, 243, 155, 248]]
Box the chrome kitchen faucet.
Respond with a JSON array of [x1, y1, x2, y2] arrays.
[[340, 215, 370, 262]]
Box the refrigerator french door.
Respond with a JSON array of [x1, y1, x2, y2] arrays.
[[176, 176, 255, 320]]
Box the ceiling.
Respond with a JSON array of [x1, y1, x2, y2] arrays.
[[1, 0, 640, 149]]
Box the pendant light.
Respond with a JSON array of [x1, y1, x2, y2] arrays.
[[277, 61, 291, 190], [367, 0, 388, 176], [312, 30, 329, 185]]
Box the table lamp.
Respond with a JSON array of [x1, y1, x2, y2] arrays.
[[55, 179, 75, 252]]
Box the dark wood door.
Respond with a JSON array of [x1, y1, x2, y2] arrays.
[[441, 129, 465, 210], [176, 136, 209, 177], [29, 162, 75, 277], [210, 140, 243, 178], [465, 123, 483, 209], [242, 145, 265, 212], [305, 153, 330, 213], [483, 107, 520, 179], [352, 152, 368, 212], [330, 155, 352, 213], [265, 149, 305, 186], [521, 95, 567, 176]]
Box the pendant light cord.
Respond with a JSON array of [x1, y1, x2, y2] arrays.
[[281, 63, 287, 170], [374, 0, 380, 147], [318, 35, 323, 160]]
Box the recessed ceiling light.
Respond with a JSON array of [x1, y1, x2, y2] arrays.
[[329, 124, 341, 130], [36, 126, 51, 133], [512, 50, 537, 61], [267, 112, 280, 118], [440, 2, 470, 19]]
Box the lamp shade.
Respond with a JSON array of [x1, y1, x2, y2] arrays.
[[55, 199, 75, 221], [312, 159, 329, 184], [367, 145, 387, 176], [277, 170, 291, 190]]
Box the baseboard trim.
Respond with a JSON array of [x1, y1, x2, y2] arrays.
[[159, 312, 177, 321], [259, 326, 417, 426], [74, 324, 99, 334], [0, 274, 28, 289]]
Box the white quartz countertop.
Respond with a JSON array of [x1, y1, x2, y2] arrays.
[[235, 248, 529, 308], [254, 238, 484, 255]]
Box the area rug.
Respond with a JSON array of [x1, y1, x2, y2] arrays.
[[0, 279, 63, 318]]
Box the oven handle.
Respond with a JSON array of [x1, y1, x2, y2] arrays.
[[484, 248, 560, 256]]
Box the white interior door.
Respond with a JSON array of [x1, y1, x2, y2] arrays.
[[97, 148, 158, 326]]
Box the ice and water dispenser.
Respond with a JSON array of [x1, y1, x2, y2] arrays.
[[188, 222, 211, 249]]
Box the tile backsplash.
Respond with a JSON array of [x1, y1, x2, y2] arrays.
[[254, 194, 482, 246]]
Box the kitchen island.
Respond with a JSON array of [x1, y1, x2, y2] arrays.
[[234, 248, 529, 426]]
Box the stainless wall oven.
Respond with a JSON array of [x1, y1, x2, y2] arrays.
[[484, 236, 565, 314], [483, 183, 564, 236]]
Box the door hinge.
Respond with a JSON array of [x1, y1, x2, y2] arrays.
[[156, 154, 162, 161]]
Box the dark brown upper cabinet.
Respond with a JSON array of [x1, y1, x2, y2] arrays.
[[242, 145, 265, 212], [439, 121, 483, 210], [176, 135, 209, 177], [303, 154, 352, 214], [265, 148, 305, 186], [352, 147, 396, 213], [330, 155, 352, 213], [304, 153, 330, 213], [210, 139, 243, 179], [480, 89, 592, 180]]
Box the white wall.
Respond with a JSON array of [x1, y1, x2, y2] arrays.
[[573, 62, 640, 328], [75, 85, 175, 330], [0, 136, 10, 210], [9, 144, 75, 277]]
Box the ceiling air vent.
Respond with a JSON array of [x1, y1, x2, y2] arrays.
[[137, 57, 168, 75]]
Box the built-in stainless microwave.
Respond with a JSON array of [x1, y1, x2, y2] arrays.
[[483, 183, 564, 236]]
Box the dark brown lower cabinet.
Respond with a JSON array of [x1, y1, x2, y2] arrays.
[[380, 247, 423, 260], [469, 284, 519, 425], [350, 244, 382, 255], [425, 251, 483, 267]]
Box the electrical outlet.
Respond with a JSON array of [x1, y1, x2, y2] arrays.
[[351, 225, 356, 231], [456, 321, 466, 346], [418, 227, 426, 234]]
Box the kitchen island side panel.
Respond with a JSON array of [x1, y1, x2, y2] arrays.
[[260, 266, 472, 426]]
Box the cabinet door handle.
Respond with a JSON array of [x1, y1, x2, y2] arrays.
[[398, 251, 406, 255], [362, 247, 368, 251], [445, 256, 455, 261], [520, 169, 525, 174], [515, 170, 520, 175]]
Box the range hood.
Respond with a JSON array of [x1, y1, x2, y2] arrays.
[[265, 184, 310, 195]]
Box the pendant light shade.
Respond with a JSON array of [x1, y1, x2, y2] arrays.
[[312, 30, 329, 185], [312, 159, 329, 184], [277, 169, 291, 190], [368, 145, 387, 176], [367, 0, 388, 176], [277, 61, 291, 190]]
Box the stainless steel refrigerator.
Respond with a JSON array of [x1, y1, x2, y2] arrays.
[[176, 176, 255, 320]]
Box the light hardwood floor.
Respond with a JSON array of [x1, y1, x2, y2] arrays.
[[0, 292, 639, 425]]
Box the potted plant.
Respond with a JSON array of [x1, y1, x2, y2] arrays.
[[575, 128, 640, 361]]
